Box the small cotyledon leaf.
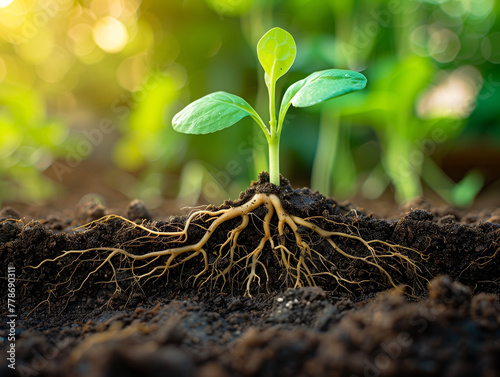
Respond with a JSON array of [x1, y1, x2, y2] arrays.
[[172, 91, 263, 134], [257, 27, 296, 84], [278, 69, 367, 126]]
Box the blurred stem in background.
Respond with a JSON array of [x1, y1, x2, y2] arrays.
[[312, 110, 357, 198], [311, 0, 378, 198]]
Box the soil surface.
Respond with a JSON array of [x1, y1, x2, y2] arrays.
[[1, 173, 499, 377]]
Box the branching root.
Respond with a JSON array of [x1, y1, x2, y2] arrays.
[[27, 193, 427, 306]]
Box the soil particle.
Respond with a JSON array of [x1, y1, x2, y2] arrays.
[[125, 199, 152, 221], [0, 206, 22, 220], [268, 287, 337, 330], [1, 173, 499, 376], [428, 275, 471, 308], [0, 219, 22, 244], [75, 200, 107, 223]]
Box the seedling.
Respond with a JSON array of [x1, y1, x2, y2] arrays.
[[172, 27, 366, 185], [28, 29, 425, 311]]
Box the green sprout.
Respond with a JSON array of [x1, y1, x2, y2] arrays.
[[29, 28, 426, 307], [172, 27, 367, 185]]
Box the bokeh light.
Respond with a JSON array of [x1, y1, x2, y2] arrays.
[[205, 0, 252, 17], [428, 27, 461, 63], [0, 0, 28, 30], [417, 66, 483, 119], [93, 16, 128, 53], [68, 23, 98, 59], [36, 46, 74, 84], [117, 54, 147, 91], [482, 32, 500, 63], [0, 0, 14, 9], [16, 28, 54, 64]]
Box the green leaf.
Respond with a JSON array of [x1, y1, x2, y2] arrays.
[[172, 91, 261, 134], [279, 69, 367, 125], [257, 27, 296, 84]]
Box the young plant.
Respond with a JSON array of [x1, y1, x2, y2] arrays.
[[172, 27, 367, 185], [28, 29, 425, 310]]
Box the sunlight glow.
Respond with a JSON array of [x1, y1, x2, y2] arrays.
[[93, 16, 128, 53], [428, 27, 460, 63], [417, 66, 482, 119], [0, 0, 14, 9]]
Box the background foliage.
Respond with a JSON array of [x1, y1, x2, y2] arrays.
[[0, 0, 499, 207]]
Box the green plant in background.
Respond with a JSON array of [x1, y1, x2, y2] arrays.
[[112, 69, 185, 204], [308, 0, 494, 206], [0, 82, 74, 203], [310, 0, 381, 199], [172, 27, 366, 185], [352, 56, 483, 205]]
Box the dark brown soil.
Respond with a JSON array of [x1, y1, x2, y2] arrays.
[[1, 173, 499, 377]]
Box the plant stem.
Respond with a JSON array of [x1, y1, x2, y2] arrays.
[[268, 136, 280, 185], [268, 76, 280, 185]]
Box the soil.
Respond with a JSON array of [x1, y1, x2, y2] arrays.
[[1, 172, 499, 377]]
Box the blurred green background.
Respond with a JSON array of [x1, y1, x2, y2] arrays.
[[0, 0, 499, 210]]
